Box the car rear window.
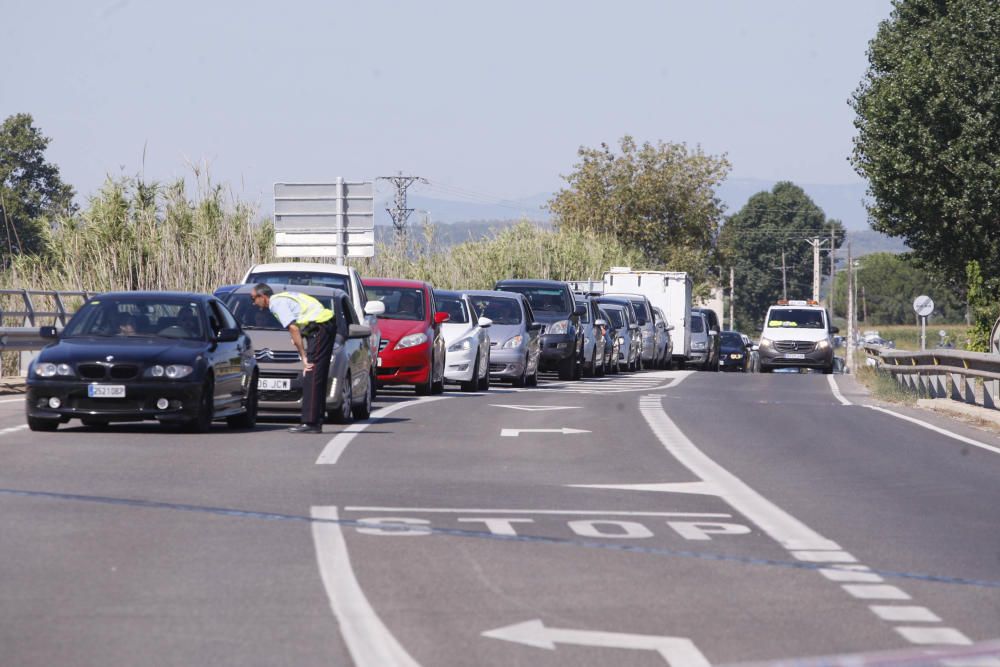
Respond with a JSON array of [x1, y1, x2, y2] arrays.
[[501, 286, 572, 315], [766, 308, 825, 329], [365, 286, 426, 321], [247, 271, 350, 293]]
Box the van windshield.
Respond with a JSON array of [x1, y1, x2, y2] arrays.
[[767, 308, 826, 329], [690, 316, 704, 333]]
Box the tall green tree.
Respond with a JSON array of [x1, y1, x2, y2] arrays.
[[850, 0, 1000, 286], [547, 136, 730, 282], [718, 182, 844, 332], [0, 113, 76, 267], [831, 252, 966, 325]]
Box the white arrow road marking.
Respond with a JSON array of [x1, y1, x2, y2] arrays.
[[500, 427, 591, 437], [317, 396, 447, 464], [483, 619, 710, 666], [489, 404, 581, 411], [311, 506, 421, 666]]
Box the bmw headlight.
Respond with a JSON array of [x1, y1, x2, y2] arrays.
[[396, 332, 428, 349], [502, 334, 523, 349], [448, 339, 472, 353], [145, 364, 194, 379], [692, 341, 707, 351], [34, 362, 74, 378], [547, 319, 570, 335], [730, 353, 743, 359]]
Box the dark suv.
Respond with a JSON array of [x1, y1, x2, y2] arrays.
[[494, 279, 585, 380]]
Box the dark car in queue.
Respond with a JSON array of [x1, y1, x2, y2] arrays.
[[220, 284, 375, 422], [25, 292, 258, 432], [719, 330, 752, 372], [466, 289, 542, 386], [494, 279, 585, 380], [364, 277, 448, 395]]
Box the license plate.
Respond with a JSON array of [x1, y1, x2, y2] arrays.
[[88, 384, 125, 398], [377, 357, 383, 367], [258, 378, 291, 391], [784, 353, 806, 360]]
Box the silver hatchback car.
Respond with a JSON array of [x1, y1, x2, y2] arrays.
[[465, 290, 542, 387]]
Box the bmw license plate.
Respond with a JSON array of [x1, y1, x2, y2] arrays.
[[88, 384, 125, 398], [258, 378, 291, 391], [784, 353, 806, 360]]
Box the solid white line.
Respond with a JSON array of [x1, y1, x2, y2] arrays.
[[0, 424, 28, 436], [866, 405, 1000, 456], [638, 395, 840, 551], [311, 506, 421, 666], [316, 396, 447, 465], [344, 507, 733, 518], [869, 606, 941, 622], [0, 397, 25, 404], [827, 375, 851, 406]]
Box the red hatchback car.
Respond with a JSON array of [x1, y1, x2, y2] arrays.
[[362, 278, 448, 395]]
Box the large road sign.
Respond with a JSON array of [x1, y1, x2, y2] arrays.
[[273, 179, 374, 259]]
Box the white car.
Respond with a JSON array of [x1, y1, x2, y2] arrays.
[[435, 290, 492, 392]]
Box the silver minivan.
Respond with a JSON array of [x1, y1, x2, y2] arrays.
[[687, 311, 711, 370], [465, 290, 542, 387]]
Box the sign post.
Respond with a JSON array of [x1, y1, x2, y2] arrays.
[[913, 295, 934, 351], [273, 181, 375, 263]]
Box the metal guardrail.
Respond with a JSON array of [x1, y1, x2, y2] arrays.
[[862, 343, 1000, 409], [0, 290, 90, 364]]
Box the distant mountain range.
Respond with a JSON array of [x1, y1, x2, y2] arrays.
[[381, 178, 873, 230]]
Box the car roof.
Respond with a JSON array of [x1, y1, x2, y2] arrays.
[[608, 292, 650, 300], [462, 289, 525, 301], [495, 279, 568, 288], [362, 277, 432, 289], [247, 262, 352, 277], [226, 284, 346, 298], [94, 291, 210, 301], [434, 289, 467, 299]]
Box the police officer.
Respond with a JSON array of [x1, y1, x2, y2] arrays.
[[251, 283, 335, 434]]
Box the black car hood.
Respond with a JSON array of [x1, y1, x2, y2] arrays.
[[39, 336, 209, 364]]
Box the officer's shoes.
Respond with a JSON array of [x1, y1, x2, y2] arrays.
[[288, 424, 323, 434]]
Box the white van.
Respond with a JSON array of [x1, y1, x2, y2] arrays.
[[758, 300, 838, 374], [602, 268, 692, 366]]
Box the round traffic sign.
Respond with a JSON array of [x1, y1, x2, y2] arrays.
[[913, 295, 934, 317]]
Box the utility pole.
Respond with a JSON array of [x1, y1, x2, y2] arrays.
[[862, 285, 867, 323], [846, 242, 854, 371], [729, 266, 734, 330], [829, 227, 836, 314], [781, 250, 787, 301], [806, 237, 827, 302], [379, 173, 427, 237]]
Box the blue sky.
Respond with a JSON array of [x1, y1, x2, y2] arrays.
[[3, 0, 894, 213]]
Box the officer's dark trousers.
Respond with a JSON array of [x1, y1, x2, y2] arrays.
[[301, 321, 335, 426]]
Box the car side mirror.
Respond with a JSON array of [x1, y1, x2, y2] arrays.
[[574, 305, 587, 317], [528, 322, 543, 332], [215, 328, 240, 343], [478, 317, 492, 328], [40, 326, 59, 339], [594, 319, 606, 327], [434, 312, 450, 325], [364, 301, 386, 316], [829, 325, 840, 334], [709, 329, 719, 336], [348, 324, 372, 339]]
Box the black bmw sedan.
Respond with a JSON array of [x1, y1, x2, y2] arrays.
[[25, 292, 258, 432]]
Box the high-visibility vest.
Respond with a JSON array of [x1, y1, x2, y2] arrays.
[[272, 291, 334, 326]]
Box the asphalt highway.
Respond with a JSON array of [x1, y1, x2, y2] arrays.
[[1, 370, 998, 666]]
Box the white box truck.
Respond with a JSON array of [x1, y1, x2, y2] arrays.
[[602, 267, 693, 365]]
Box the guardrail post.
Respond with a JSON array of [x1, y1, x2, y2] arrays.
[[950, 372, 963, 401], [930, 373, 946, 399], [964, 375, 976, 405], [984, 380, 999, 409]]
